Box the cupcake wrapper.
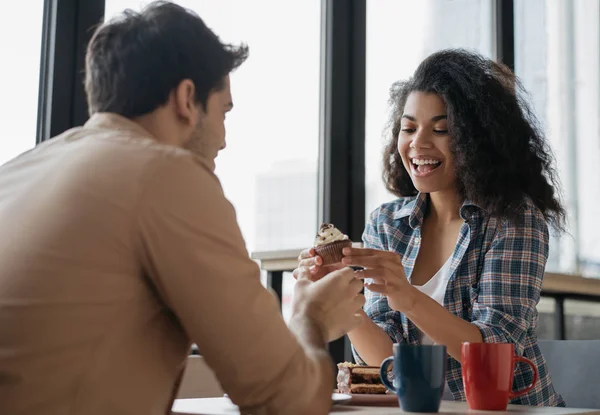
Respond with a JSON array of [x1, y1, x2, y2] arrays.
[[314, 240, 352, 265]]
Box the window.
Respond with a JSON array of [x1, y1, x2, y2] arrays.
[[365, 0, 495, 218], [0, 1, 45, 165], [104, 0, 321, 254], [515, 0, 600, 275], [104, 0, 322, 319]]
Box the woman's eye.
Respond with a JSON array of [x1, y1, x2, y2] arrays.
[[401, 128, 415, 133], [434, 129, 448, 135]]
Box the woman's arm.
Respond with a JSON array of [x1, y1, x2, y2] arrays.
[[348, 208, 408, 366], [293, 207, 407, 366], [343, 248, 482, 362], [292, 251, 400, 366], [344, 202, 549, 362], [468, 206, 548, 356], [347, 309, 395, 366], [403, 289, 482, 361]]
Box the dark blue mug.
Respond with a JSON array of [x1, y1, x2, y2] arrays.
[[380, 344, 447, 412]]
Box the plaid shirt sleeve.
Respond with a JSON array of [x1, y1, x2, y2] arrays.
[[352, 207, 406, 364], [471, 203, 548, 356]]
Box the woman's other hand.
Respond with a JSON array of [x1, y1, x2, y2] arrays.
[[341, 247, 417, 312], [292, 247, 345, 282]]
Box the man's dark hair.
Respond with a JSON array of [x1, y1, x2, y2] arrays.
[[382, 49, 566, 231], [85, 1, 248, 117]]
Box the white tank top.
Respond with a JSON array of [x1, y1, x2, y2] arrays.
[[411, 256, 453, 345], [411, 256, 455, 401]]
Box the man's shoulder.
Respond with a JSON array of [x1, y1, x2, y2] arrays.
[[59, 125, 217, 181], [10, 126, 220, 203]]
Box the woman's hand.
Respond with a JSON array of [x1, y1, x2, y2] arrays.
[[341, 247, 417, 313], [292, 247, 345, 282]]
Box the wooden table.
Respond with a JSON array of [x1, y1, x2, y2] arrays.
[[172, 397, 600, 414]]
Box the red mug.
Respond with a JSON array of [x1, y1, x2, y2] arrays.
[[461, 342, 538, 411]]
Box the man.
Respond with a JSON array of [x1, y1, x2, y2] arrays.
[[0, 2, 365, 414]]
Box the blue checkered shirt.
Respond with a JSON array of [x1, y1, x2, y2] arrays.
[[353, 193, 565, 407]]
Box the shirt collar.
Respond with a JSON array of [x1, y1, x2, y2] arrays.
[[84, 113, 156, 140], [393, 192, 484, 229], [83, 112, 219, 172]]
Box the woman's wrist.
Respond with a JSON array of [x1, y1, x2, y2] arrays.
[[347, 309, 369, 335], [388, 283, 420, 314]]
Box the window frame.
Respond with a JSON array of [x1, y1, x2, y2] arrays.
[[36, 0, 514, 363], [37, 0, 105, 143]]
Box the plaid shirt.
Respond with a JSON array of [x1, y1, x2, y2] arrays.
[[353, 193, 565, 407]]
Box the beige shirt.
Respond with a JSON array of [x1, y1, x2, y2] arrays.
[[0, 114, 326, 415]]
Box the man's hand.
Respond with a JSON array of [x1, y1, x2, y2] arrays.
[[292, 267, 365, 342], [292, 247, 345, 282]]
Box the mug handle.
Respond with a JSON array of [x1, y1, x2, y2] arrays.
[[380, 356, 396, 393], [509, 355, 538, 399]]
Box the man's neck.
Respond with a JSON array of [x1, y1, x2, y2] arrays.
[[133, 110, 182, 148]]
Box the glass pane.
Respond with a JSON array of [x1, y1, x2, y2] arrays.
[[515, 0, 600, 276], [104, 1, 320, 320], [104, 0, 320, 254], [365, 0, 495, 218], [0, 2, 45, 165]]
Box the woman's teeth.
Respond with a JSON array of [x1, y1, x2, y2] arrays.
[[412, 158, 441, 174], [412, 158, 441, 165]]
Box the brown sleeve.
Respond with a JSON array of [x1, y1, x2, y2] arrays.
[[136, 154, 329, 413]]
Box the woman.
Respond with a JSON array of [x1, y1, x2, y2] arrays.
[[293, 49, 566, 406]]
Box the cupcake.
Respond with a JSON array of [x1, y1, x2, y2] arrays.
[[313, 223, 352, 265]]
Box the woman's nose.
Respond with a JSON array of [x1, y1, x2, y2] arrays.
[[409, 129, 433, 149]]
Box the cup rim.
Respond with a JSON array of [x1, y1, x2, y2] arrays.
[[392, 343, 447, 350], [460, 342, 514, 350]]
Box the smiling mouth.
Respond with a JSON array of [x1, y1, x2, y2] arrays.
[[411, 158, 442, 175]]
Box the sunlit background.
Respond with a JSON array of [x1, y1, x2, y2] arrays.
[[2, 0, 599, 331]]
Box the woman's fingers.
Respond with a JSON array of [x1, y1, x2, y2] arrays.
[[298, 247, 317, 261], [297, 248, 323, 276], [363, 282, 391, 295], [352, 268, 387, 280], [342, 247, 399, 258], [293, 248, 353, 282], [354, 268, 400, 292], [298, 256, 322, 269], [341, 254, 382, 268], [292, 266, 313, 280], [292, 267, 300, 280]]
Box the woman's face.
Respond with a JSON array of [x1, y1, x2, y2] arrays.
[[398, 92, 457, 194]]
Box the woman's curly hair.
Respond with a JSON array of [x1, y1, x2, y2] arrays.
[[382, 49, 566, 231]]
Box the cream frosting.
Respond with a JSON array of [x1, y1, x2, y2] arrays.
[[314, 223, 349, 246]]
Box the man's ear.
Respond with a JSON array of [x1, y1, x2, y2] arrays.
[[173, 79, 198, 126]]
